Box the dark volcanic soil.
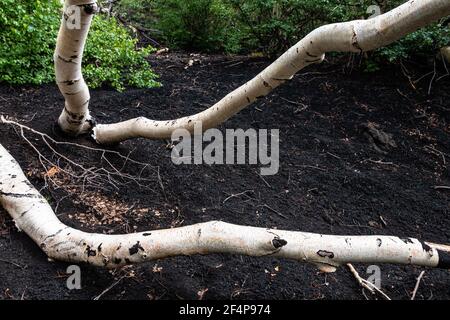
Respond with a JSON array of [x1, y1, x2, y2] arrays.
[[0, 53, 449, 300]]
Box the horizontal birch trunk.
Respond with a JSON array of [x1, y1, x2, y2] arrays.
[[1, 144, 449, 270], [89, 0, 450, 144]]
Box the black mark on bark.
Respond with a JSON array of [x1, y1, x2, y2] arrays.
[[272, 238, 288, 249], [317, 250, 335, 259], [129, 241, 144, 255]]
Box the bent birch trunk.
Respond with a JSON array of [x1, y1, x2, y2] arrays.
[[89, 0, 450, 144], [55, 0, 97, 135], [1, 144, 449, 270]]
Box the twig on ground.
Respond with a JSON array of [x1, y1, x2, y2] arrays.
[[347, 263, 391, 300], [0, 259, 25, 269], [0, 115, 158, 192], [411, 270, 426, 300], [93, 275, 127, 301], [256, 170, 272, 188], [261, 204, 287, 219], [223, 190, 254, 204], [424, 145, 447, 164], [400, 61, 416, 89], [20, 288, 27, 300], [326, 152, 341, 160], [363, 159, 395, 166], [299, 165, 327, 172], [428, 59, 437, 95], [280, 97, 309, 112]]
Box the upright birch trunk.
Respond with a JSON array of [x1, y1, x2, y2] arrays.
[[55, 0, 97, 135]]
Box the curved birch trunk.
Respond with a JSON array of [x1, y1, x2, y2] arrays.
[[1, 144, 449, 270], [89, 0, 450, 144], [55, 0, 97, 135]]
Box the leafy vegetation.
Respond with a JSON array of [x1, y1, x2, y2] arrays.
[[117, 0, 448, 63], [153, 0, 242, 53], [85, 15, 160, 91], [0, 0, 60, 85], [0, 0, 159, 90], [1, 0, 448, 88]]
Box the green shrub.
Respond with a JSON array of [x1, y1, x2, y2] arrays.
[[378, 23, 450, 62], [228, 0, 448, 58], [85, 15, 160, 91], [116, 0, 448, 64], [0, 0, 60, 85], [153, 0, 242, 53], [227, 0, 358, 55], [115, 0, 157, 28], [0, 0, 160, 90]]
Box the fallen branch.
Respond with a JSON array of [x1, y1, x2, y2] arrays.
[[86, 0, 450, 144], [1, 143, 450, 270]]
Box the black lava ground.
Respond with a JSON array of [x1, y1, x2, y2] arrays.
[[0, 53, 449, 300]]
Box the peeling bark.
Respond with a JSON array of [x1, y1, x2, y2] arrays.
[[1, 144, 449, 270]]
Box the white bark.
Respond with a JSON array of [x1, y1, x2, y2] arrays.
[[442, 46, 450, 63], [55, 0, 97, 135], [90, 0, 450, 144], [1, 144, 449, 270]]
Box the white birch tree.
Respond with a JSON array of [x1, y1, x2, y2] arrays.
[[0, 0, 449, 271]]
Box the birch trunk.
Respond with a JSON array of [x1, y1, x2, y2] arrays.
[[55, 0, 97, 135], [1, 144, 449, 270], [89, 0, 450, 144], [443, 46, 450, 63]]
